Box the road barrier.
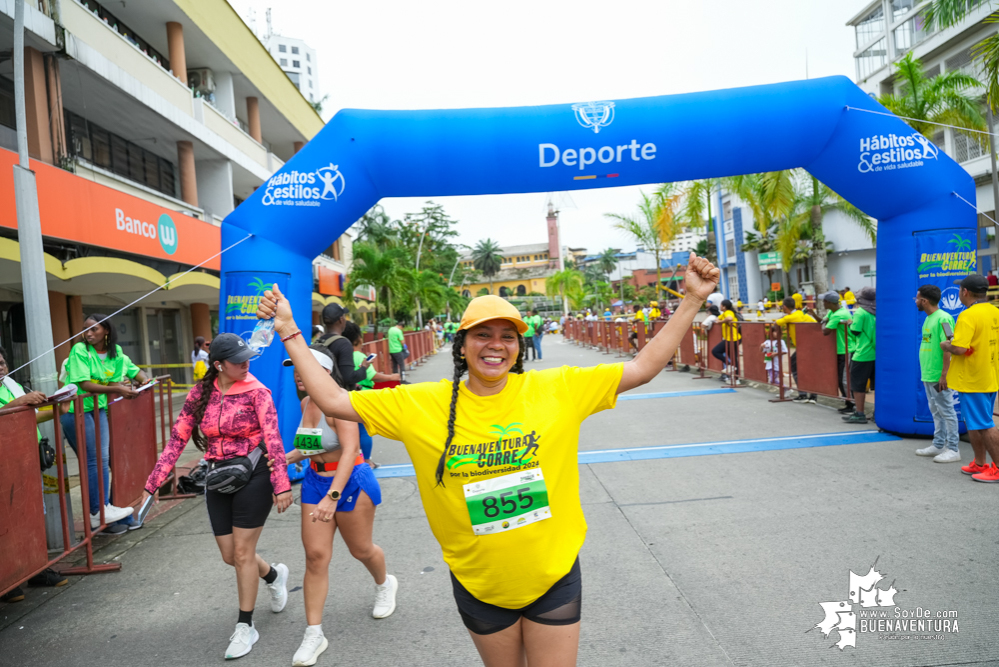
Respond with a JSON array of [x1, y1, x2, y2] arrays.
[[0, 376, 181, 598], [356, 330, 436, 376]]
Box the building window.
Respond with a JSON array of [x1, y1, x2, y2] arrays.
[[953, 131, 984, 163], [855, 5, 884, 48], [517, 285, 526, 296], [279, 44, 287, 53], [893, 11, 934, 56], [78, 0, 171, 72], [64, 109, 177, 198], [307, 53, 311, 62], [857, 38, 888, 79], [293, 60, 300, 68], [309, 80, 313, 88], [307, 66, 312, 75], [728, 273, 739, 297], [291, 46, 299, 54], [726, 238, 736, 257], [890, 0, 917, 21], [280, 58, 287, 66]]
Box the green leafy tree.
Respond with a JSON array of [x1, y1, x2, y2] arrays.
[[345, 242, 408, 337], [596, 248, 619, 281], [605, 185, 683, 299], [471, 238, 504, 295], [546, 268, 585, 313], [476, 287, 490, 297], [877, 52, 985, 146]]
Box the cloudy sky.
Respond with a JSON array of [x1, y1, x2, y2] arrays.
[[230, 0, 869, 255]]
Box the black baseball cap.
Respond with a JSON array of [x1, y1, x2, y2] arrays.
[[322, 303, 348, 323], [208, 333, 258, 365], [961, 274, 989, 294]]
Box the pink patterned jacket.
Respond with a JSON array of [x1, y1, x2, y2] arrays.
[[145, 374, 290, 495]]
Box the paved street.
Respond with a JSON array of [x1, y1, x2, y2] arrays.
[[2, 335, 996, 666]]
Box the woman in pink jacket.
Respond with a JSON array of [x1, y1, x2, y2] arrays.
[[142, 333, 293, 660]]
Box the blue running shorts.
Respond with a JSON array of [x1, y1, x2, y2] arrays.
[[959, 391, 997, 431], [300, 463, 382, 511]]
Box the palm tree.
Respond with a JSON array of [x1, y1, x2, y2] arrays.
[[877, 52, 985, 146], [596, 248, 619, 281], [345, 242, 408, 337], [605, 185, 683, 299], [546, 268, 584, 314], [471, 238, 504, 295], [354, 205, 398, 249], [677, 178, 718, 263]]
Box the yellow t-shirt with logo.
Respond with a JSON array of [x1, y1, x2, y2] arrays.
[[844, 290, 856, 306], [775, 309, 817, 347], [947, 303, 999, 393], [719, 310, 741, 342], [349, 363, 623, 608]]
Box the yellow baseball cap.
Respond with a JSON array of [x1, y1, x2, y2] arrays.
[[458, 295, 529, 334]]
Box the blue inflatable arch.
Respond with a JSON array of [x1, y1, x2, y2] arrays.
[[223, 75, 976, 443]]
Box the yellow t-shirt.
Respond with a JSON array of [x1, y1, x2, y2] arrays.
[[844, 291, 856, 306], [792, 293, 803, 310], [719, 310, 741, 342], [349, 363, 624, 608], [775, 309, 817, 347], [947, 303, 999, 393]]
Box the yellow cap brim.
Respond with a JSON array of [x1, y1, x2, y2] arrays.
[[459, 316, 529, 335]]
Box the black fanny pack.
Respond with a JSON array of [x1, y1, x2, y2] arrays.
[[205, 447, 264, 495]]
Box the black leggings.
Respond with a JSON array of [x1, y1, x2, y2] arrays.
[[711, 340, 739, 373], [206, 454, 273, 536]]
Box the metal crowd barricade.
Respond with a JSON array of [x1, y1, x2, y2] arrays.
[[150, 376, 196, 501]]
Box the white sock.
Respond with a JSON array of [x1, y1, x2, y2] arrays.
[[376, 576, 390, 587], [307, 624, 322, 635]]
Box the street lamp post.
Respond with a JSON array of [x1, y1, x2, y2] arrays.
[[414, 219, 428, 328]]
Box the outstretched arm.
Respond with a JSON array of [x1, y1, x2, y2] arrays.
[[618, 253, 719, 394], [257, 284, 362, 422]]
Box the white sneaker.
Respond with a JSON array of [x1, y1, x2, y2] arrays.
[[372, 574, 398, 619], [934, 449, 961, 463], [266, 563, 289, 613], [292, 627, 328, 666], [225, 622, 258, 659], [916, 445, 944, 457], [89, 504, 133, 528]]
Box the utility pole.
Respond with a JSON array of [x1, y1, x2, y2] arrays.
[[13, 0, 67, 548], [414, 218, 428, 328], [986, 105, 999, 276], [554, 208, 568, 317]]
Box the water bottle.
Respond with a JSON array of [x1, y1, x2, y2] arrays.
[[248, 318, 275, 352]]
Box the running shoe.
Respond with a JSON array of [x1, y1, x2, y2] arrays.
[[1, 586, 25, 603], [915, 445, 944, 457], [90, 504, 133, 528], [225, 622, 258, 659], [837, 404, 856, 414], [373, 574, 398, 619], [28, 568, 67, 587], [806, 395, 818, 404], [266, 563, 289, 613], [972, 463, 999, 483], [842, 412, 868, 424], [934, 449, 961, 464], [792, 394, 810, 403], [961, 461, 990, 475], [101, 523, 128, 535], [292, 627, 328, 667]]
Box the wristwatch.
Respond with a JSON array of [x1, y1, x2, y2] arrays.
[[327, 489, 341, 501]]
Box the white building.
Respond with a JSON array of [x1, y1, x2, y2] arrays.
[[668, 227, 700, 254], [265, 35, 319, 103], [847, 0, 997, 273]]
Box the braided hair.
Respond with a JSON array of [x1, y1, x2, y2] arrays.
[[434, 328, 527, 487], [189, 362, 219, 452]]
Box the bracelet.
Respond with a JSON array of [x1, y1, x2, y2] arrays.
[[281, 330, 302, 343]]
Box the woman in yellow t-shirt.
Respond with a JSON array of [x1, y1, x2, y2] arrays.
[[257, 254, 720, 666]]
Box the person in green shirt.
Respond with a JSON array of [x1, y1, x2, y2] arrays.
[[387, 319, 407, 379], [913, 285, 960, 462], [60, 313, 149, 528], [844, 288, 876, 424], [528, 309, 544, 361], [821, 291, 855, 414], [0, 346, 53, 439], [522, 312, 536, 362]]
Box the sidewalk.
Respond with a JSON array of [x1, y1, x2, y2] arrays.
[[2, 335, 994, 666]]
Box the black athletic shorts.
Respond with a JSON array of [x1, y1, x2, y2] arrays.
[[850, 359, 876, 394], [206, 453, 274, 536], [450, 557, 582, 635]]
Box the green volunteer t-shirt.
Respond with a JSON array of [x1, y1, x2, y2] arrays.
[[353, 350, 376, 390], [849, 308, 876, 363], [919, 309, 955, 383], [387, 326, 404, 354], [529, 315, 543, 335], [65, 342, 140, 412], [0, 379, 40, 441], [825, 307, 853, 355], [524, 319, 535, 337]]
